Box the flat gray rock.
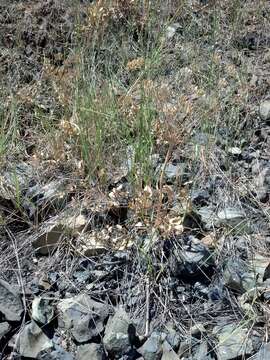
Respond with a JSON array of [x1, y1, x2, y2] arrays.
[[197, 206, 217, 229], [162, 341, 178, 360], [0, 322, 11, 340], [170, 237, 214, 279], [138, 332, 163, 360], [217, 207, 245, 225], [214, 323, 253, 360], [252, 342, 270, 360], [32, 212, 87, 255], [165, 23, 180, 40], [15, 321, 53, 358], [38, 346, 75, 360], [58, 294, 108, 343], [259, 100, 270, 121], [32, 296, 54, 325], [165, 327, 181, 351], [223, 257, 255, 293], [198, 206, 246, 229], [31, 219, 65, 255], [103, 307, 130, 356], [193, 341, 210, 360], [77, 343, 106, 360], [0, 163, 33, 201], [223, 255, 270, 294], [0, 279, 23, 322], [164, 163, 186, 181]]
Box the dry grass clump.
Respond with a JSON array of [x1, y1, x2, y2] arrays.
[[81, 0, 138, 31]]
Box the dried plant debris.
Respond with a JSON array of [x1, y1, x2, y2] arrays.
[[0, 0, 270, 359]]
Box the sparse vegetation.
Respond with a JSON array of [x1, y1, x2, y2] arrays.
[[0, 0, 270, 358]]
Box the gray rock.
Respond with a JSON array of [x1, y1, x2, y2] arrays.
[[73, 269, 92, 283], [249, 254, 270, 283], [23, 179, 68, 217], [259, 100, 270, 121], [262, 279, 270, 300], [256, 186, 268, 203], [138, 332, 163, 360], [252, 342, 270, 360], [214, 323, 253, 360], [33, 230, 63, 255], [38, 346, 75, 360], [32, 297, 54, 325], [198, 206, 246, 229], [192, 132, 212, 146], [0, 163, 33, 201], [58, 294, 108, 343], [165, 23, 180, 40], [223, 257, 254, 293], [15, 321, 53, 358], [79, 232, 109, 257], [193, 341, 209, 360], [228, 147, 242, 155], [31, 219, 65, 255], [190, 190, 210, 206], [0, 165, 67, 218], [103, 307, 130, 356], [165, 328, 181, 351], [190, 324, 206, 338], [164, 163, 186, 182], [77, 343, 106, 360], [223, 255, 269, 293], [254, 166, 270, 202], [162, 341, 178, 360], [217, 207, 245, 226], [171, 238, 214, 279], [0, 279, 23, 322], [197, 207, 217, 229], [32, 212, 87, 255], [0, 322, 11, 340], [178, 338, 197, 358]]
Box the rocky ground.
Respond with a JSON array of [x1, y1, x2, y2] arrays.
[[0, 0, 270, 359]]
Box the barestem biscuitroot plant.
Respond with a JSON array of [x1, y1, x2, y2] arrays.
[[73, 0, 170, 189], [75, 78, 157, 188]]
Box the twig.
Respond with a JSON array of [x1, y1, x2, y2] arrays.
[[155, 143, 174, 226], [145, 276, 150, 337]]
